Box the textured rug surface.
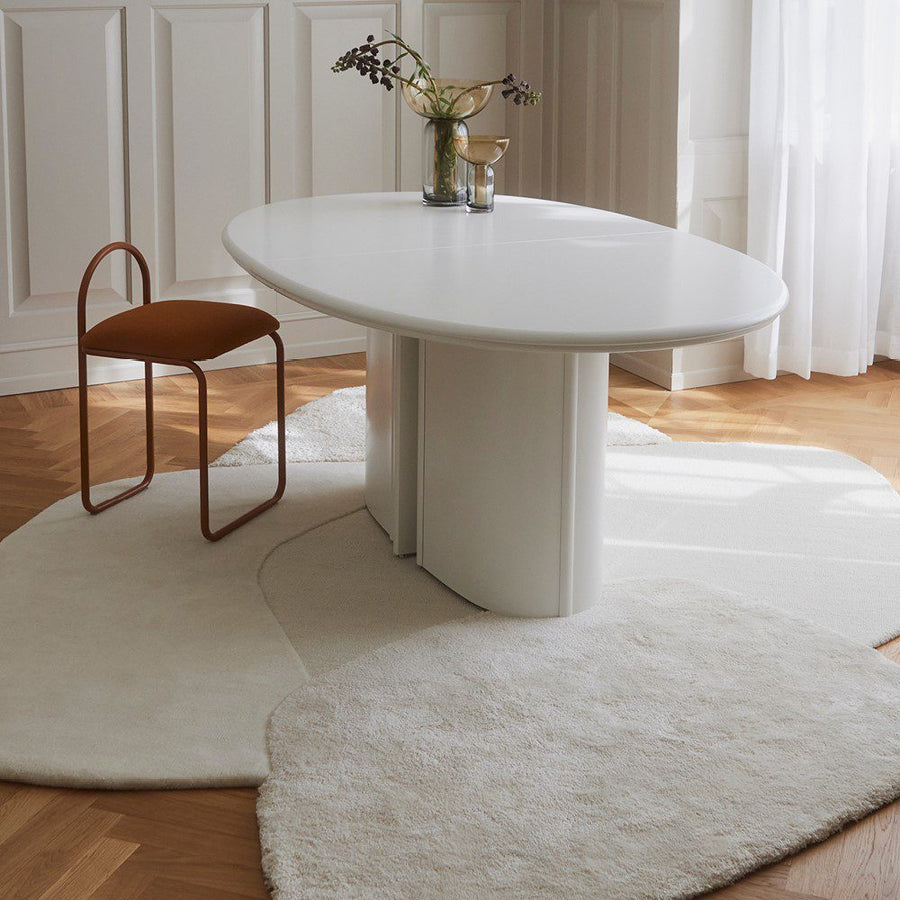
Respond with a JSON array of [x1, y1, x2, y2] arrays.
[[214, 386, 368, 465], [212, 385, 671, 466], [1, 396, 899, 787], [259, 577, 900, 900]]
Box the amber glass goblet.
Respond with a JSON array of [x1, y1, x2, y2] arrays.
[[453, 135, 510, 213]]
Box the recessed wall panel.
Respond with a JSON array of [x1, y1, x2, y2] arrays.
[[154, 6, 267, 289], [2, 8, 127, 307], [551, 0, 607, 206], [295, 3, 398, 197]]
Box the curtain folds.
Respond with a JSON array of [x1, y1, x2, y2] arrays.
[[744, 0, 900, 379]]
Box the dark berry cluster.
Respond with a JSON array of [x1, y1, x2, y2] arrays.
[[331, 35, 400, 91], [332, 34, 542, 110], [500, 73, 541, 106]]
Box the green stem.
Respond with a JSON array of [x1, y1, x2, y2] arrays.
[[431, 119, 460, 202]]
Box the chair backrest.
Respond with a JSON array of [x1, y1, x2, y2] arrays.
[[77, 242, 152, 341]]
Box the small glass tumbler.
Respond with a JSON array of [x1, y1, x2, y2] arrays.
[[467, 163, 495, 212], [453, 135, 510, 213]]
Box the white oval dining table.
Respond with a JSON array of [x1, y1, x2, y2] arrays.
[[224, 192, 788, 617]]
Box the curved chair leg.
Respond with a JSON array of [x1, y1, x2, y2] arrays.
[[79, 349, 155, 514], [194, 332, 287, 541]]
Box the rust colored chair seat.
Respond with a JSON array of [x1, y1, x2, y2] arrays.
[[82, 299, 279, 362], [77, 242, 286, 542]]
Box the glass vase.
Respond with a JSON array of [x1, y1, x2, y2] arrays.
[[402, 79, 494, 208], [423, 118, 468, 207]]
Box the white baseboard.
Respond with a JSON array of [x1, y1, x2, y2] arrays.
[[611, 352, 675, 390], [613, 346, 754, 391], [671, 362, 753, 391], [0, 318, 367, 396]]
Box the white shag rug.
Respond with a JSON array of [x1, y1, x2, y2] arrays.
[[212, 385, 671, 466], [1, 388, 899, 789], [214, 387, 369, 465], [259, 577, 900, 900]]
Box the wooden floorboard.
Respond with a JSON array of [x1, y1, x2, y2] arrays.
[[0, 351, 898, 899]]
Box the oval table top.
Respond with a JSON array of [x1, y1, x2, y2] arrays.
[[223, 192, 788, 353]]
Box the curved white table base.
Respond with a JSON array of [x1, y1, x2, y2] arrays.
[[366, 334, 609, 616], [417, 343, 608, 617], [224, 193, 788, 618]]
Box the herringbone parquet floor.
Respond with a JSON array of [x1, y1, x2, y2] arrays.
[[0, 352, 898, 899]]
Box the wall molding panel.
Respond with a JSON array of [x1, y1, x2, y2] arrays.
[[611, 0, 677, 224], [294, 2, 399, 198], [0, 0, 387, 395], [0, 6, 130, 355], [152, 5, 269, 301]]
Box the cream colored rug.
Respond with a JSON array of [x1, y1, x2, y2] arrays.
[[211, 385, 671, 466], [259, 509, 479, 676], [1, 390, 899, 788], [606, 441, 900, 646], [0, 463, 363, 788], [259, 577, 900, 900]]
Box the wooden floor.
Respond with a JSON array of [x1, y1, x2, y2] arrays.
[[0, 352, 898, 900]]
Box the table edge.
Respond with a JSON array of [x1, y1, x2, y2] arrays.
[[222, 198, 789, 354]]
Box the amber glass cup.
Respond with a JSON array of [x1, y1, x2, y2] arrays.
[[453, 135, 510, 213]]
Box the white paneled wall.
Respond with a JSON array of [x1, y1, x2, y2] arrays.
[[296, 4, 399, 196], [541, 0, 678, 224], [0, 0, 543, 394], [0, 0, 753, 394], [159, 7, 268, 289], [1, 9, 129, 327]]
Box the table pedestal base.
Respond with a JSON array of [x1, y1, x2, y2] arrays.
[[365, 329, 418, 556], [366, 330, 609, 617], [418, 342, 609, 617]]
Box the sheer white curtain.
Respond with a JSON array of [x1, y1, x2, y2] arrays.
[[744, 0, 900, 379]]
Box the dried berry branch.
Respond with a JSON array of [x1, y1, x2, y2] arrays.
[[332, 33, 541, 114]]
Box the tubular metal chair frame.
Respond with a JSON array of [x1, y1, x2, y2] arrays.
[[77, 241, 286, 541]]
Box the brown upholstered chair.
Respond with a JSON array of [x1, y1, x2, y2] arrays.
[[77, 241, 286, 541]]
